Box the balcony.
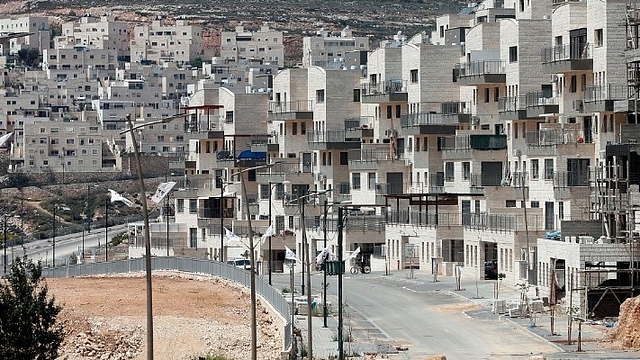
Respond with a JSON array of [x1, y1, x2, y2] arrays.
[[455, 60, 506, 86], [255, 161, 313, 184], [400, 106, 469, 136], [553, 171, 590, 199], [441, 134, 507, 160], [361, 79, 408, 103], [498, 95, 527, 120], [307, 130, 361, 150], [584, 84, 629, 112], [344, 116, 374, 139], [541, 43, 593, 73], [348, 148, 393, 170], [267, 100, 313, 122], [525, 92, 559, 118]]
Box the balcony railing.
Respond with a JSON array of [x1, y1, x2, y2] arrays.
[[553, 171, 590, 188], [400, 112, 463, 127], [348, 148, 392, 162], [541, 43, 592, 63], [498, 95, 526, 112], [361, 79, 407, 95], [584, 84, 629, 102], [344, 116, 375, 130], [307, 130, 359, 143], [441, 134, 507, 151], [525, 127, 586, 146], [457, 60, 506, 77], [268, 100, 313, 114]]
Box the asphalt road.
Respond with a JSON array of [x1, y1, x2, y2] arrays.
[[271, 271, 559, 360], [1, 224, 128, 270]]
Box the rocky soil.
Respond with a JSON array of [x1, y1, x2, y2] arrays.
[[49, 271, 284, 359], [608, 295, 640, 349]]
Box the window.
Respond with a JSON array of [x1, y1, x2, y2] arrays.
[[569, 75, 577, 93], [410, 69, 418, 83], [353, 89, 360, 102], [225, 111, 234, 123], [531, 159, 539, 179], [595, 29, 603, 47], [509, 46, 518, 62], [339, 152, 348, 165], [177, 199, 184, 213], [301, 122, 306, 135], [368, 172, 376, 190], [462, 162, 470, 180], [292, 122, 297, 135], [484, 88, 490, 103], [396, 105, 401, 118], [386, 106, 392, 119], [189, 199, 197, 213], [494, 87, 499, 102], [260, 184, 269, 200], [506, 200, 516, 208], [316, 89, 325, 103], [352, 173, 361, 190], [445, 162, 454, 181], [531, 201, 540, 208], [544, 159, 554, 180], [559, 201, 564, 220]]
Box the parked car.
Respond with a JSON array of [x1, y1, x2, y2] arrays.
[[227, 258, 252, 271]]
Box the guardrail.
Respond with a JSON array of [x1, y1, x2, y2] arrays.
[[42, 256, 292, 353]]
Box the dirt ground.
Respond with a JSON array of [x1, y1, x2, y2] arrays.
[[47, 271, 283, 360]]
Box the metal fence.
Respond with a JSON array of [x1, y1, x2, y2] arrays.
[[42, 256, 292, 352]]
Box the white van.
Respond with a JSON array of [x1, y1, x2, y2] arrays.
[[227, 258, 251, 270]]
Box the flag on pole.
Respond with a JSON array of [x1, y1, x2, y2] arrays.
[[224, 227, 242, 244], [315, 247, 333, 265], [285, 246, 301, 263], [347, 246, 361, 261], [0, 132, 13, 147], [151, 181, 177, 203], [108, 189, 134, 207], [260, 224, 274, 245]]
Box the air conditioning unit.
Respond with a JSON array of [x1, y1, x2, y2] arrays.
[[513, 149, 522, 157], [316, 173, 326, 181], [471, 116, 480, 125], [404, 159, 412, 167], [572, 99, 584, 112], [550, 75, 559, 83]]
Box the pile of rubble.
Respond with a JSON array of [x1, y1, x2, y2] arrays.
[[609, 296, 640, 349], [60, 316, 143, 360]]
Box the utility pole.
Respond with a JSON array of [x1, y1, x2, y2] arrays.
[[337, 206, 345, 360], [303, 193, 312, 360], [219, 177, 225, 263], [105, 198, 108, 262], [166, 179, 170, 257], [301, 195, 306, 296], [3, 214, 7, 274], [323, 198, 328, 328], [52, 204, 56, 268], [268, 181, 272, 285]]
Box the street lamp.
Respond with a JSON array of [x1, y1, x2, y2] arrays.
[[120, 113, 190, 360], [232, 161, 279, 360], [217, 176, 235, 263]]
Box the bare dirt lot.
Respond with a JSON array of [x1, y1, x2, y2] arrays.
[[47, 271, 283, 360]]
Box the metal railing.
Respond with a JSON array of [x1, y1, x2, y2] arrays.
[[361, 79, 407, 95], [344, 116, 375, 130], [457, 60, 506, 77], [400, 112, 463, 127], [498, 95, 526, 112], [553, 171, 590, 188], [307, 130, 359, 143], [441, 134, 507, 151], [525, 127, 586, 145], [268, 100, 313, 114], [584, 84, 628, 102], [348, 148, 393, 162], [541, 43, 592, 63], [42, 257, 292, 352]]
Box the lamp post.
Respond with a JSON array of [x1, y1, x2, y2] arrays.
[[267, 179, 289, 285], [121, 112, 190, 360], [3, 213, 7, 274], [337, 206, 345, 359], [217, 176, 233, 263], [233, 161, 279, 360]]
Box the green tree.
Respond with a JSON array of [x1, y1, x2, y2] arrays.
[[16, 48, 41, 69], [0, 257, 64, 359]]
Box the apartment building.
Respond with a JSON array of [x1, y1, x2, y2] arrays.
[[130, 19, 204, 65], [302, 26, 370, 68], [220, 24, 284, 67], [57, 15, 130, 59], [0, 16, 50, 54]]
